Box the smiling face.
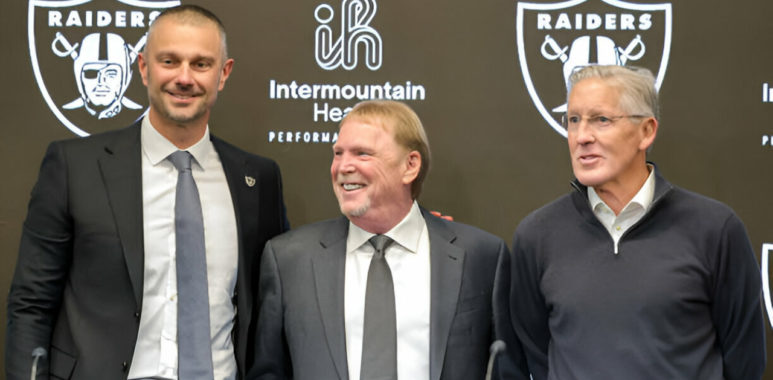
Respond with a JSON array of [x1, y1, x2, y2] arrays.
[[138, 15, 232, 132], [331, 117, 420, 233], [567, 77, 656, 193]]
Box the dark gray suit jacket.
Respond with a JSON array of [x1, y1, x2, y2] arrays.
[[6, 123, 289, 379], [249, 210, 528, 380]]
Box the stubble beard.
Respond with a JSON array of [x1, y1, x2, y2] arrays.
[[340, 197, 370, 218], [149, 92, 208, 126]]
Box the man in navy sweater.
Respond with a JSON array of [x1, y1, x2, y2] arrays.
[[510, 65, 765, 380]]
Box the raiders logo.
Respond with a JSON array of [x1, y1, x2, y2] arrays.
[[28, 0, 180, 136], [516, 0, 672, 137]]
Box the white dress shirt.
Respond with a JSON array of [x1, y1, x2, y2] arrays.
[[344, 202, 431, 380], [588, 165, 656, 254], [129, 117, 239, 380]]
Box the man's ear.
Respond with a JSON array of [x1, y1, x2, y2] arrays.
[[218, 58, 235, 91], [639, 117, 658, 151], [137, 52, 149, 86], [402, 151, 421, 185]]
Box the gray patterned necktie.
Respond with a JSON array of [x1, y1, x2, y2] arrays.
[[168, 150, 214, 379], [361, 234, 397, 380]]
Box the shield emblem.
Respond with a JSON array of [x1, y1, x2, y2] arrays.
[[28, 0, 180, 136], [516, 0, 672, 137]]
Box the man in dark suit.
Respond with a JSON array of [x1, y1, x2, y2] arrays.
[[6, 5, 288, 379], [250, 100, 528, 380]]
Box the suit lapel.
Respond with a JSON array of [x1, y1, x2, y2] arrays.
[[425, 211, 465, 380], [211, 136, 255, 371], [98, 124, 144, 307], [212, 136, 250, 311], [312, 217, 350, 380]]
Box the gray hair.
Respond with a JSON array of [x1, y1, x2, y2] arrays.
[[567, 65, 659, 120]]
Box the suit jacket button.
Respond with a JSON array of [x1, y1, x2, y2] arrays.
[[134, 311, 140, 318], [122, 361, 128, 371]]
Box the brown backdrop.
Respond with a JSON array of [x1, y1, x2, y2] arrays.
[[2, 0, 772, 375]]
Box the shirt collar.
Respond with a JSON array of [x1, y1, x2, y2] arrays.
[[346, 201, 424, 254], [588, 164, 656, 214], [140, 115, 214, 170]]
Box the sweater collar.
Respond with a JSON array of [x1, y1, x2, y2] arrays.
[[570, 161, 674, 222]]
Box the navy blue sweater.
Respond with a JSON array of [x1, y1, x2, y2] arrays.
[[510, 169, 765, 380]]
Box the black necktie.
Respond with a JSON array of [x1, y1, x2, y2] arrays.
[[361, 234, 397, 380]]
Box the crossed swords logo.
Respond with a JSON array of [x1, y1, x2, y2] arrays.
[[540, 33, 645, 112], [50, 31, 146, 113]]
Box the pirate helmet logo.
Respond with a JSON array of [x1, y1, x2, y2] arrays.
[[516, 0, 672, 137], [57, 32, 143, 119], [29, 0, 179, 136]]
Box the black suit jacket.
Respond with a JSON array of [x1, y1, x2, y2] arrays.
[[249, 210, 529, 380], [5, 123, 288, 379]]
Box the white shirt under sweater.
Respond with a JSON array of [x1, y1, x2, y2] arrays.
[[344, 201, 431, 380], [588, 165, 655, 254], [129, 117, 239, 380]]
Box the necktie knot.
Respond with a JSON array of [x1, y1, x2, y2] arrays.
[[168, 150, 193, 172], [368, 235, 394, 258]]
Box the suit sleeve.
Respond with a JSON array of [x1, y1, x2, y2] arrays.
[[493, 240, 531, 380], [5, 142, 73, 380], [248, 240, 293, 379], [510, 225, 550, 380], [711, 214, 766, 380]]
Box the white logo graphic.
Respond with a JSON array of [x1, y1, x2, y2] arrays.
[[54, 31, 145, 119], [516, 0, 672, 137], [314, 0, 382, 71], [761, 243, 773, 329], [763, 82, 773, 103], [29, 0, 179, 136]]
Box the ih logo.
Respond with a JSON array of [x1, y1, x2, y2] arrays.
[[516, 0, 672, 137], [28, 0, 179, 136], [314, 0, 382, 71]]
